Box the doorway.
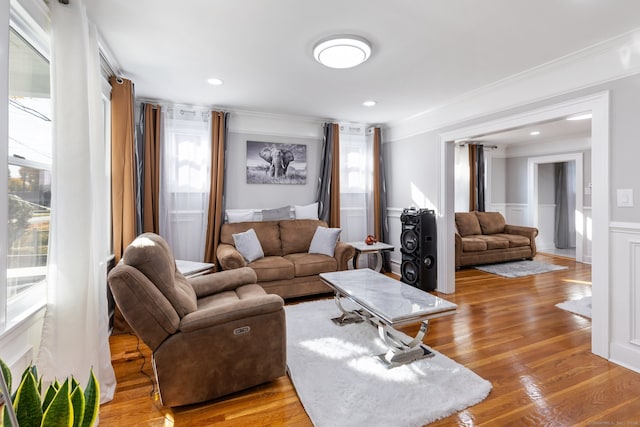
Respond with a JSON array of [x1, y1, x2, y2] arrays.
[[438, 92, 610, 359], [528, 153, 586, 263]]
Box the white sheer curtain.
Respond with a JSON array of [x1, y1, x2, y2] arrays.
[[339, 125, 373, 266], [159, 107, 212, 261], [38, 0, 116, 403], [454, 144, 470, 212]]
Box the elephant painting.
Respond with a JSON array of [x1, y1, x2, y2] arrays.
[[246, 140, 307, 184], [259, 147, 294, 178]]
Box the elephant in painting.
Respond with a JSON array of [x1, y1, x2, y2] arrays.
[[259, 147, 294, 178]]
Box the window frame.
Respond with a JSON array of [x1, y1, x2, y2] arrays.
[[1, 0, 51, 334]]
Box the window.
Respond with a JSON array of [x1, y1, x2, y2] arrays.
[[3, 26, 51, 329], [159, 108, 212, 261]]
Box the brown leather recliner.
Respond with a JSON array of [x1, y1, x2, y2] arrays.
[[107, 232, 286, 407]]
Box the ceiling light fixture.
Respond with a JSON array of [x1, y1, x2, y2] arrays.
[[362, 100, 376, 107], [530, 131, 541, 136], [566, 112, 592, 121], [207, 78, 223, 86], [313, 35, 371, 69]]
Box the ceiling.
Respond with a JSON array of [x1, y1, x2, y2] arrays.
[[468, 115, 592, 147], [85, 0, 640, 125]]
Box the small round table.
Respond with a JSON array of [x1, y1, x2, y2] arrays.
[[347, 241, 395, 272]]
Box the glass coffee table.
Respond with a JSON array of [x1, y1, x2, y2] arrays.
[[320, 269, 457, 367]]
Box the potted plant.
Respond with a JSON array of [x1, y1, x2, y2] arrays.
[[0, 358, 99, 427]]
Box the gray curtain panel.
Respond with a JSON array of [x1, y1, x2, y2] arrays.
[[377, 133, 392, 272], [554, 161, 576, 249], [476, 144, 485, 212], [134, 102, 147, 235], [316, 123, 335, 222]]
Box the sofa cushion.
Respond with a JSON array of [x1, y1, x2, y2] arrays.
[[221, 221, 282, 256], [476, 235, 510, 250], [476, 211, 506, 234], [279, 219, 327, 255], [232, 228, 264, 263], [455, 212, 482, 237], [461, 237, 487, 252], [493, 233, 531, 248], [248, 256, 295, 282], [284, 253, 337, 277]]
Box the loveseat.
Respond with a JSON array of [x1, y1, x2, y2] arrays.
[[217, 219, 355, 298], [455, 211, 538, 268]]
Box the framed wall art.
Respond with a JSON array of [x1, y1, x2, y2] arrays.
[[246, 141, 307, 184]]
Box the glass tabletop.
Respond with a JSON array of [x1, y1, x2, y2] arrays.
[[320, 269, 457, 326]]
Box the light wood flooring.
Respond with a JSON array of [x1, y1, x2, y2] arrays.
[[100, 254, 640, 426]]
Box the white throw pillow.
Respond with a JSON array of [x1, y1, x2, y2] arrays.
[[226, 209, 255, 223], [294, 202, 319, 220], [308, 226, 341, 257], [232, 228, 264, 263]]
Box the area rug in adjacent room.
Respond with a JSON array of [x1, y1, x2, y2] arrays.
[[285, 299, 492, 427], [474, 260, 568, 278], [556, 296, 592, 318]]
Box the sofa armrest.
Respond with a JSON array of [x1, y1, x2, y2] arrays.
[[217, 243, 246, 270], [179, 293, 284, 332], [189, 267, 257, 298], [504, 224, 538, 254], [504, 224, 538, 238], [334, 241, 356, 270]]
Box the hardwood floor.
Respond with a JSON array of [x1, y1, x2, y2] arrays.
[[100, 254, 640, 426]]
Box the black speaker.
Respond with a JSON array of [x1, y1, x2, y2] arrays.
[[400, 208, 437, 291]]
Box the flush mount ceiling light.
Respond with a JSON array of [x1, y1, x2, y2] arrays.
[[362, 100, 376, 107], [313, 35, 371, 69], [207, 77, 223, 86], [530, 131, 541, 136]]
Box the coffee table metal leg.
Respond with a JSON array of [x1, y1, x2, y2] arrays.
[[331, 293, 365, 326], [376, 320, 433, 367]]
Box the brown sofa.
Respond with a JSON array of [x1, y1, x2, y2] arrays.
[[455, 211, 538, 268], [217, 219, 355, 298], [108, 233, 286, 407]]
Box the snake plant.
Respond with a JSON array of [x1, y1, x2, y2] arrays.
[[0, 358, 99, 427]]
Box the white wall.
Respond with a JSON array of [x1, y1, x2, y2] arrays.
[[223, 111, 324, 211]]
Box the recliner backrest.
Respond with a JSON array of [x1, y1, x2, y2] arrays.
[[122, 233, 197, 318]]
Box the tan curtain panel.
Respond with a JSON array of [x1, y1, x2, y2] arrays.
[[110, 76, 137, 263], [329, 123, 341, 228], [204, 111, 228, 266], [142, 104, 161, 233]]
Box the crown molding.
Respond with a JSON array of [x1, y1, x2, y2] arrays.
[[386, 27, 640, 142]]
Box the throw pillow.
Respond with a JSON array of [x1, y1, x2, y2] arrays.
[[308, 226, 341, 257], [261, 205, 291, 221], [232, 228, 264, 263], [227, 209, 255, 223], [294, 202, 319, 220]]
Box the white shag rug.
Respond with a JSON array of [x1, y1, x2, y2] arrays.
[[285, 299, 492, 427], [556, 296, 592, 318], [474, 260, 568, 278]]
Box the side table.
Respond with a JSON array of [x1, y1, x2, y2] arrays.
[[176, 259, 216, 278], [347, 241, 394, 272]]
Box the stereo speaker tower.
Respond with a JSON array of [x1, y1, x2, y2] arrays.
[[400, 208, 437, 291]]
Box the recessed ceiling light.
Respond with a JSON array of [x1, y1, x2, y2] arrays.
[[313, 35, 371, 69], [207, 78, 223, 86], [566, 113, 592, 121], [530, 131, 541, 136], [362, 100, 376, 107]]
